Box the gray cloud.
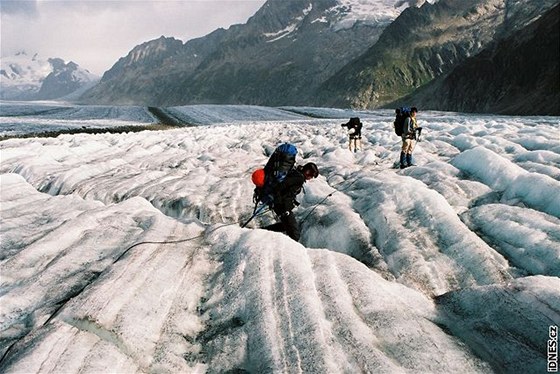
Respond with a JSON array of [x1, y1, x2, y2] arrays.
[[0, 0, 38, 16], [1, 1, 266, 75]]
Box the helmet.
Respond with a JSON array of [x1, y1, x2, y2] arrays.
[[251, 168, 265, 187], [302, 162, 319, 179]]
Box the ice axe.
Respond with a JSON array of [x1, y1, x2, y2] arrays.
[[416, 127, 423, 142]]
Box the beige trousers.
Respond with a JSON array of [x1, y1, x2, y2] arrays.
[[401, 138, 416, 154], [349, 137, 361, 152]]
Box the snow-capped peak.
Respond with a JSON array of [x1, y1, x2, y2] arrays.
[[330, 0, 437, 30], [1, 51, 52, 86], [262, 0, 438, 42], [264, 4, 313, 41], [0, 52, 99, 101]]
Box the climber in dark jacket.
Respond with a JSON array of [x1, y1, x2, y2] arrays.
[[263, 162, 319, 241], [341, 117, 363, 152]]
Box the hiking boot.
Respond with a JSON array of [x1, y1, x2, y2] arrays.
[[400, 152, 407, 169], [406, 154, 414, 167]]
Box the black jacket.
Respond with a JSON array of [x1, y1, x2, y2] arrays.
[[272, 168, 305, 215], [341, 119, 362, 138]]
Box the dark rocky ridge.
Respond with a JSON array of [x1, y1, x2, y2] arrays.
[[316, 0, 559, 110], [394, 4, 560, 115]]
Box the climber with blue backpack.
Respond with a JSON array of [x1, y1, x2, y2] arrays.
[[247, 143, 319, 241], [394, 107, 422, 169]]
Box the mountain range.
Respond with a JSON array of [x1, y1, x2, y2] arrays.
[[320, 0, 560, 114], [0, 51, 99, 101], [3, 0, 558, 115], [79, 0, 559, 115], [81, 0, 404, 107], [396, 3, 559, 114]]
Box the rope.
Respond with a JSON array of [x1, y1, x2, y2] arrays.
[[299, 167, 386, 225], [241, 204, 270, 228], [117, 208, 271, 260], [119, 164, 391, 254]]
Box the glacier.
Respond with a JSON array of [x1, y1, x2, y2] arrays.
[[0, 102, 559, 373]]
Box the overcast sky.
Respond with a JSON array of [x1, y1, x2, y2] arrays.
[[0, 0, 267, 76]]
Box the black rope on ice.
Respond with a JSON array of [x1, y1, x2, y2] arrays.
[[116, 208, 271, 260], [118, 165, 390, 255], [299, 172, 365, 225]]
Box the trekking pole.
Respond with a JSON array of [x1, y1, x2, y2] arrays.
[[299, 175, 362, 225], [240, 204, 269, 228]]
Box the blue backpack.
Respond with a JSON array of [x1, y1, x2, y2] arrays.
[[254, 143, 297, 206], [394, 107, 411, 136]]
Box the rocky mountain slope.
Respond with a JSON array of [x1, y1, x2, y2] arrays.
[[394, 4, 560, 115], [80, 0, 402, 106], [78, 0, 558, 115], [317, 0, 559, 109]]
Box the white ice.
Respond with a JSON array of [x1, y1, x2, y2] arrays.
[[0, 103, 559, 373]]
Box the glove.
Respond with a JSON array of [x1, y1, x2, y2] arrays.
[[280, 211, 291, 218]]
